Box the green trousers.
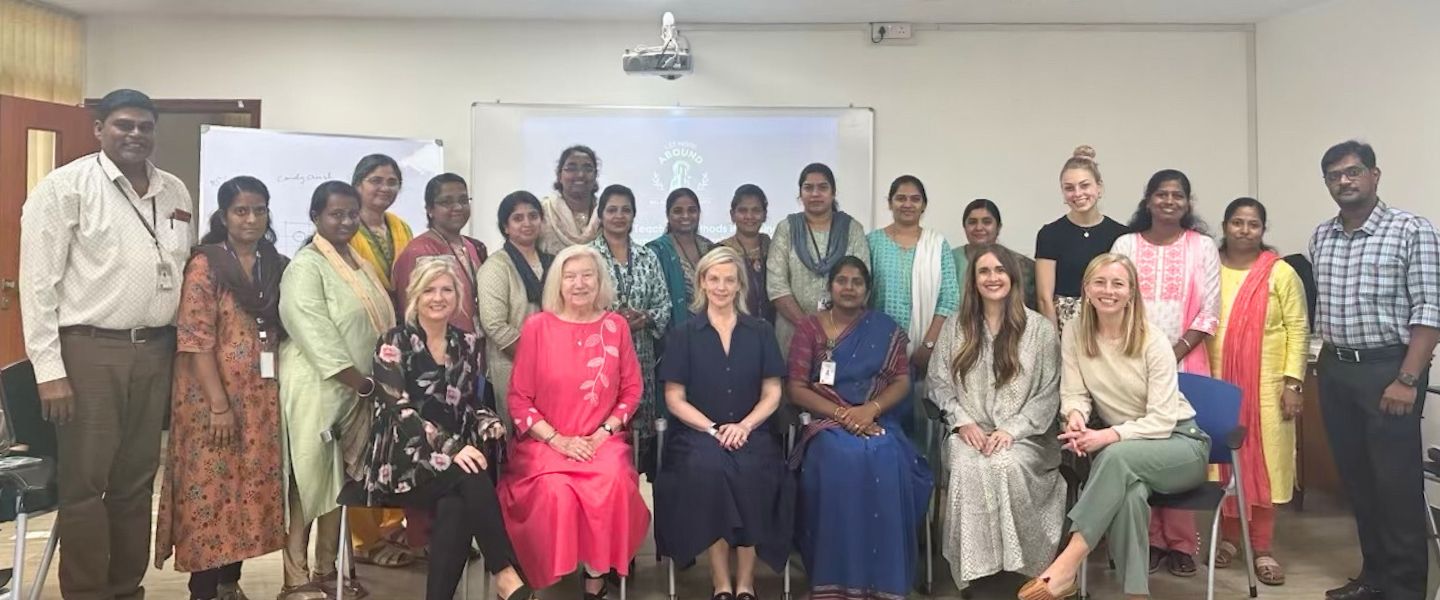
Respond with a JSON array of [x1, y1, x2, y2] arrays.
[[1068, 422, 1209, 596]]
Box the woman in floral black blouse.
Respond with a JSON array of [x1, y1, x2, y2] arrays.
[[363, 258, 537, 600]]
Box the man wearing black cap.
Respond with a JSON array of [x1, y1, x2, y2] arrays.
[[20, 89, 193, 599]]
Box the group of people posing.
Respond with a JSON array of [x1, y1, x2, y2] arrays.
[[18, 89, 1439, 600]]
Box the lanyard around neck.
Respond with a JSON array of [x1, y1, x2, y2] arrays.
[[101, 156, 163, 261]]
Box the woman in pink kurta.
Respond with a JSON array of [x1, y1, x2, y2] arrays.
[[498, 245, 650, 594], [1110, 169, 1221, 579]]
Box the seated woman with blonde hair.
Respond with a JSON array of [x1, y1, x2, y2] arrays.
[[498, 245, 651, 598], [1019, 253, 1209, 600], [363, 258, 536, 600]]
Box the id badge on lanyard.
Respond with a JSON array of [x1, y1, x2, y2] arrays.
[[259, 328, 276, 379]]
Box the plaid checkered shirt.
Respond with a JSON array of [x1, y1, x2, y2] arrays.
[[1309, 200, 1440, 349]]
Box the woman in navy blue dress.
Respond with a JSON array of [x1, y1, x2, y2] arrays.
[[655, 246, 794, 600]]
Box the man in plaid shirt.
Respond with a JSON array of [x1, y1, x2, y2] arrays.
[[1310, 140, 1440, 600]]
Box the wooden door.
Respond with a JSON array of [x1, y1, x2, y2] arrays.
[[0, 95, 99, 366]]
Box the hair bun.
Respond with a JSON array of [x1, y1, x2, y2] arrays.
[[1072, 145, 1097, 160]]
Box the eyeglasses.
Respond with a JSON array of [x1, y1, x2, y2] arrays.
[[433, 196, 472, 208], [364, 176, 401, 189], [561, 165, 596, 175], [1324, 166, 1369, 184]]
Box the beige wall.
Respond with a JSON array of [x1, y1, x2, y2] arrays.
[[1256, 0, 1440, 254], [84, 17, 1254, 254]]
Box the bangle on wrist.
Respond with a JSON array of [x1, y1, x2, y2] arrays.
[[1177, 337, 1193, 350], [358, 377, 377, 397], [541, 429, 558, 443]]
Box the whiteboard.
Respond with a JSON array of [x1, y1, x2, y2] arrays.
[[470, 104, 874, 247], [199, 126, 444, 257]]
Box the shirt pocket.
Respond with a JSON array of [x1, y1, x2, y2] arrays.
[[1360, 254, 1405, 302], [155, 212, 194, 263]]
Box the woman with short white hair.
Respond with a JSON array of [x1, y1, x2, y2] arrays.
[[497, 245, 651, 597]]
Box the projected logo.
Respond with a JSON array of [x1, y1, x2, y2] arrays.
[[652, 141, 710, 193]]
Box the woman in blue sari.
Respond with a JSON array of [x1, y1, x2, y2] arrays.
[[786, 256, 935, 600], [647, 187, 715, 331]]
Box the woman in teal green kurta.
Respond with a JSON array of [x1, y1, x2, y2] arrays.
[[593, 184, 672, 476], [278, 181, 396, 593], [647, 187, 714, 331], [866, 175, 960, 438]]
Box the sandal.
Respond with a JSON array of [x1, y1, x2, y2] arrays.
[[353, 540, 416, 568], [1254, 555, 1285, 586], [1211, 540, 1238, 569], [1167, 550, 1198, 578], [581, 570, 610, 600], [1148, 546, 1166, 574], [275, 583, 328, 600], [737, 593, 757, 600], [1017, 576, 1077, 600], [311, 574, 370, 600], [711, 594, 736, 600]]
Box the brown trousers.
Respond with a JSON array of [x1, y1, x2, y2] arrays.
[[56, 331, 175, 600]]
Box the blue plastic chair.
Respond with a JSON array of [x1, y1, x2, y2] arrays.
[[1079, 373, 1259, 600]]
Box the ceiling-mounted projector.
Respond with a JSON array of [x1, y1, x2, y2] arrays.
[[623, 12, 692, 80]]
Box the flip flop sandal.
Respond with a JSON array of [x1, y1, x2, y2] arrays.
[[1167, 550, 1198, 578], [1255, 555, 1285, 586], [1211, 540, 1238, 569], [353, 540, 416, 568]]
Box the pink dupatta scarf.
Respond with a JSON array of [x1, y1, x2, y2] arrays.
[[1218, 250, 1279, 516]]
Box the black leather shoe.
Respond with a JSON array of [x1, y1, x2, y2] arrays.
[[1326, 579, 1384, 600]]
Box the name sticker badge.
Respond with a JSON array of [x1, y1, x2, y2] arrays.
[[157, 262, 175, 290], [260, 351, 276, 379], [819, 360, 837, 386]]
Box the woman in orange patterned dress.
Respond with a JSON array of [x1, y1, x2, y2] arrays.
[[154, 176, 288, 600]]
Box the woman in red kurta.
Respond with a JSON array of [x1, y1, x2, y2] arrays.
[[498, 245, 650, 595]]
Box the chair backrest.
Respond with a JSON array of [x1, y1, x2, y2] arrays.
[[0, 361, 59, 460], [1176, 373, 1241, 465]]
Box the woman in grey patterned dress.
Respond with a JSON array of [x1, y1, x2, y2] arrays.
[[927, 245, 1066, 592], [591, 184, 671, 477]]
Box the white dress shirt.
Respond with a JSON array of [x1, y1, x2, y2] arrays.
[[20, 151, 193, 383]]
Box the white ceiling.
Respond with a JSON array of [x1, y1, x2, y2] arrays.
[[48, 0, 1331, 25]]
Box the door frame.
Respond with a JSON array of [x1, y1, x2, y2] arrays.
[[82, 98, 262, 127]]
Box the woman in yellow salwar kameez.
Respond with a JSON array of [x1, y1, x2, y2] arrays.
[[1206, 197, 1308, 586], [347, 153, 417, 566]]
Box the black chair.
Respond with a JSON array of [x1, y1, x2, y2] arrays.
[[0, 360, 60, 600]]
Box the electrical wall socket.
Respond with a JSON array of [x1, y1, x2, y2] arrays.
[[870, 22, 913, 42]]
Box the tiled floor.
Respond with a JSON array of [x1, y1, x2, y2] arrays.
[[2, 486, 1407, 599]]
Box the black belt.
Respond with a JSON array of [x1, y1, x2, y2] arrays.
[[1322, 343, 1407, 364], [59, 325, 175, 344]]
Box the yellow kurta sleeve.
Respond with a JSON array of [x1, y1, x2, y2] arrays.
[[1272, 261, 1309, 382]]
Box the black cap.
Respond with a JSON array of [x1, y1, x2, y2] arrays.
[[93, 89, 157, 121]]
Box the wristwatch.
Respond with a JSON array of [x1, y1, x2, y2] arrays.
[[1284, 382, 1303, 394], [600, 423, 616, 435], [1396, 371, 1419, 387], [707, 424, 720, 437], [923, 340, 936, 350]]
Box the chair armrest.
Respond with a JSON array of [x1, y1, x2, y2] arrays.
[[920, 396, 946, 422], [1226, 425, 1247, 451]]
